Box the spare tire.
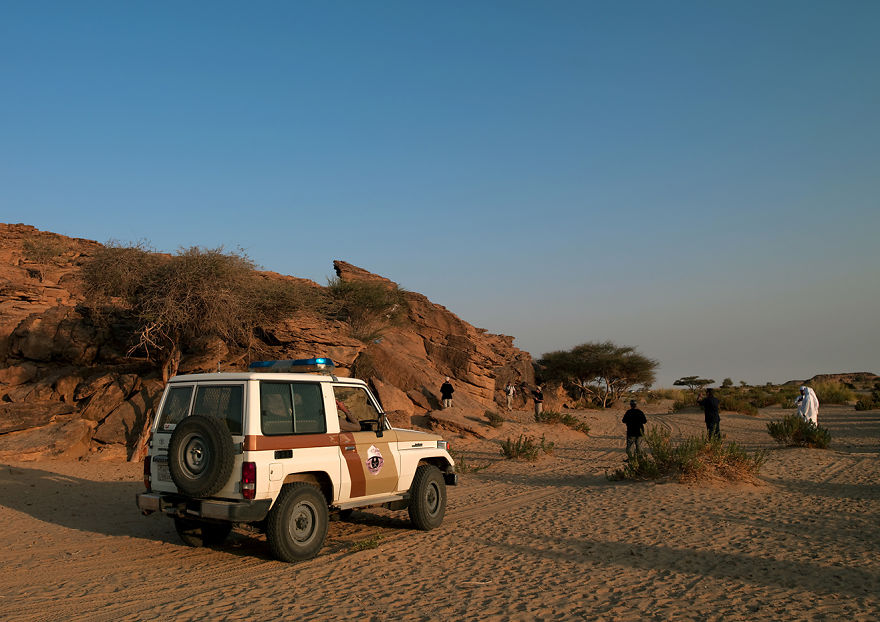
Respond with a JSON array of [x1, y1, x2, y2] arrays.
[[168, 415, 235, 498]]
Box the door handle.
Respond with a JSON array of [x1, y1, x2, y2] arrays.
[[345, 446, 356, 452]]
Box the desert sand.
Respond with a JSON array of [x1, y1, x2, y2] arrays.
[[1, 404, 878, 621]]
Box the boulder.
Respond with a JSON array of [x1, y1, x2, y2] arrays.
[[0, 401, 76, 434], [80, 376, 132, 423], [0, 362, 38, 386], [0, 417, 95, 461], [370, 377, 415, 415]]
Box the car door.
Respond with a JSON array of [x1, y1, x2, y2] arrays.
[[333, 384, 400, 497]]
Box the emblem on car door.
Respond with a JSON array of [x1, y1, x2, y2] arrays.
[[366, 445, 384, 475]]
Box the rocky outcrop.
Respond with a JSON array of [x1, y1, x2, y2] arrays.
[[0, 224, 535, 460]]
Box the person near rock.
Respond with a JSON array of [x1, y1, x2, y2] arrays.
[[622, 399, 648, 458], [440, 377, 454, 409], [796, 385, 819, 425], [532, 385, 544, 418], [697, 388, 721, 438], [504, 382, 516, 411]]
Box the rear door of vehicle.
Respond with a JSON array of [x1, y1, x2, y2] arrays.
[[151, 381, 246, 497]]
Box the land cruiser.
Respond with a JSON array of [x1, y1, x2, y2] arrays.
[[136, 358, 457, 562]]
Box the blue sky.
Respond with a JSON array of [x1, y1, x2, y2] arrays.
[[2, 1, 878, 386]]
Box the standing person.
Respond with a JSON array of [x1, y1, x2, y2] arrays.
[[504, 382, 516, 411], [440, 377, 454, 409], [796, 385, 819, 425], [532, 385, 544, 418], [697, 388, 721, 438], [622, 400, 648, 458]]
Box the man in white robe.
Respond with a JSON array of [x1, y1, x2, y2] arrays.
[[796, 386, 819, 425]]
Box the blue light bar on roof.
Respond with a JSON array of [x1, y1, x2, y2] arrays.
[[248, 358, 336, 373]]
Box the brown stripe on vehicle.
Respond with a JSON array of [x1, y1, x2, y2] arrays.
[[340, 432, 367, 497], [244, 433, 339, 451]]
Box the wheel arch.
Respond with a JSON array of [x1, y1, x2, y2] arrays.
[[281, 472, 334, 505]]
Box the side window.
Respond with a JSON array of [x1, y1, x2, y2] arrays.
[[291, 383, 325, 434], [260, 381, 325, 435], [156, 385, 194, 431], [192, 384, 244, 435], [333, 386, 380, 424]]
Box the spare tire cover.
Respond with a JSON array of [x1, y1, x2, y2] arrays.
[[168, 415, 235, 498]]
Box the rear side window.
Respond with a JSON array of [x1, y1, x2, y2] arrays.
[[157, 385, 194, 431], [192, 384, 244, 435], [260, 381, 325, 435]]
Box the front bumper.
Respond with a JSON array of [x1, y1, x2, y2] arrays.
[[136, 492, 272, 522]]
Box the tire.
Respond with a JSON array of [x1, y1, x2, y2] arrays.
[[408, 464, 446, 531], [267, 483, 329, 562], [174, 517, 232, 548], [168, 415, 235, 498]]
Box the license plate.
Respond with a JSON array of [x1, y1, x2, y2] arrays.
[[156, 463, 172, 482]]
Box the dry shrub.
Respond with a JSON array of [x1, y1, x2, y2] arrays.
[[485, 410, 504, 428], [500, 434, 554, 460], [766, 415, 831, 449], [809, 381, 854, 405], [326, 277, 408, 342], [608, 428, 766, 483], [81, 243, 322, 379], [535, 409, 590, 434]]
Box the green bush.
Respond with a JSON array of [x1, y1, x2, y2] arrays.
[[485, 410, 505, 428], [776, 387, 800, 408], [535, 409, 590, 434], [719, 396, 758, 416], [810, 381, 855, 405], [766, 415, 831, 449], [500, 434, 554, 461], [854, 391, 880, 411], [608, 428, 766, 483]]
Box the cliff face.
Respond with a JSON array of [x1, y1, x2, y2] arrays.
[[0, 224, 534, 461]]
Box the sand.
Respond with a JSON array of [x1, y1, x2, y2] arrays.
[[1, 404, 878, 621]]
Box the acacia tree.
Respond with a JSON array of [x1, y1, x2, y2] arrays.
[[537, 341, 657, 408], [673, 376, 715, 394]]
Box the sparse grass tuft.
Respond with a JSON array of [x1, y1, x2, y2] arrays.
[[500, 434, 554, 460], [450, 450, 489, 474], [349, 535, 382, 552], [535, 409, 590, 435], [485, 410, 505, 428], [766, 415, 831, 449], [607, 428, 766, 483]]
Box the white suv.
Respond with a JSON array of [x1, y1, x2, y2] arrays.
[[136, 358, 457, 562]]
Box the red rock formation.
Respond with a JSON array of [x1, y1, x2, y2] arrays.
[[0, 224, 535, 460]]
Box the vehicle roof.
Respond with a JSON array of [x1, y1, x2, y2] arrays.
[[167, 372, 369, 384]]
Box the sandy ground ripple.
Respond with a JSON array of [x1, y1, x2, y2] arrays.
[[1, 404, 878, 621]]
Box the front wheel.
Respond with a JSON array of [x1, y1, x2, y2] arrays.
[[408, 464, 447, 530], [266, 483, 329, 562], [174, 517, 232, 548]]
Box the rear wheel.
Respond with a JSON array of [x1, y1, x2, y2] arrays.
[[408, 464, 446, 530], [267, 483, 329, 562], [174, 517, 232, 548]]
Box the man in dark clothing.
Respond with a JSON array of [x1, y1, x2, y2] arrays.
[[440, 377, 454, 408], [622, 400, 648, 458], [697, 388, 721, 438], [532, 385, 544, 418]]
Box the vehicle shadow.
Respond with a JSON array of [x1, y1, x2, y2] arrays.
[[0, 462, 176, 543]]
